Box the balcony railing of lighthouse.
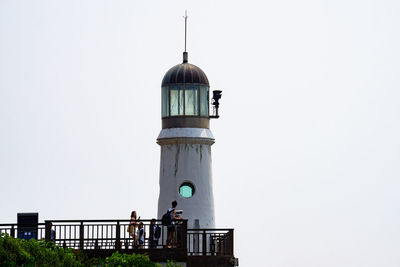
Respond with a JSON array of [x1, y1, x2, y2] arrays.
[[0, 219, 234, 258]]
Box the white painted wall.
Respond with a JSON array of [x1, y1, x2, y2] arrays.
[[157, 128, 215, 229]]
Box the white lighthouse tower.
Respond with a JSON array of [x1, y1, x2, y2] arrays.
[[157, 17, 221, 229]]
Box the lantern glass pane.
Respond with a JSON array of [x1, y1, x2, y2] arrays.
[[170, 86, 183, 116], [162, 86, 169, 117], [185, 85, 199, 116], [200, 86, 209, 116]]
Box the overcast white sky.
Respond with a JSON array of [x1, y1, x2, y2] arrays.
[[1, 1, 400, 266]]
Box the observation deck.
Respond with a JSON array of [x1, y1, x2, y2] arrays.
[[0, 219, 238, 267]]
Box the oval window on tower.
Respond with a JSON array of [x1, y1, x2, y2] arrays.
[[179, 182, 195, 198]]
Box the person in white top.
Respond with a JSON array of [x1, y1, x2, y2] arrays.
[[127, 211, 140, 248]]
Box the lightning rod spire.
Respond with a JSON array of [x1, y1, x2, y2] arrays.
[[183, 10, 188, 63]]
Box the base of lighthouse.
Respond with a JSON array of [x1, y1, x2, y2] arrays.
[[157, 128, 215, 229]]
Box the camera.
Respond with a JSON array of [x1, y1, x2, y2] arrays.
[[175, 210, 183, 218]]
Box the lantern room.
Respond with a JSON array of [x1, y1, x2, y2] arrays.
[[161, 52, 211, 129]]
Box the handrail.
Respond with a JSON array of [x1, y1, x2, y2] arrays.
[[187, 228, 234, 231], [0, 223, 45, 226], [44, 219, 159, 223]]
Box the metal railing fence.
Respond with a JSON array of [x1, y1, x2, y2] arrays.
[[1, 220, 234, 257]]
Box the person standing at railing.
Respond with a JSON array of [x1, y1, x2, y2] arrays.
[[136, 222, 145, 248], [166, 200, 182, 248], [127, 211, 140, 248], [150, 219, 161, 248]]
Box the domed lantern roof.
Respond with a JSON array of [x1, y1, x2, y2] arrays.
[[162, 53, 209, 87]]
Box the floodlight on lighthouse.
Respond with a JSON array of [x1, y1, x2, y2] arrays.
[[210, 90, 222, 118]]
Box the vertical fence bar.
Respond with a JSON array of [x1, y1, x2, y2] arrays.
[[79, 222, 84, 250], [182, 220, 187, 250], [44, 221, 52, 242], [86, 224, 89, 247], [196, 230, 200, 254], [115, 221, 121, 250], [10, 225, 15, 238], [106, 224, 109, 247], [202, 230, 206, 256], [70, 225, 72, 247], [229, 229, 234, 256]]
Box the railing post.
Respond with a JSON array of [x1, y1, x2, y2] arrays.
[[182, 219, 187, 250], [115, 221, 121, 250], [10, 225, 15, 238], [202, 230, 206, 256], [79, 221, 84, 250], [45, 221, 52, 242], [229, 229, 234, 256]]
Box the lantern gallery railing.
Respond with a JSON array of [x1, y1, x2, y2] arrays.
[[0, 220, 234, 257]]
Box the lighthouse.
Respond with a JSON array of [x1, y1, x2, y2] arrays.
[[157, 16, 221, 229]]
